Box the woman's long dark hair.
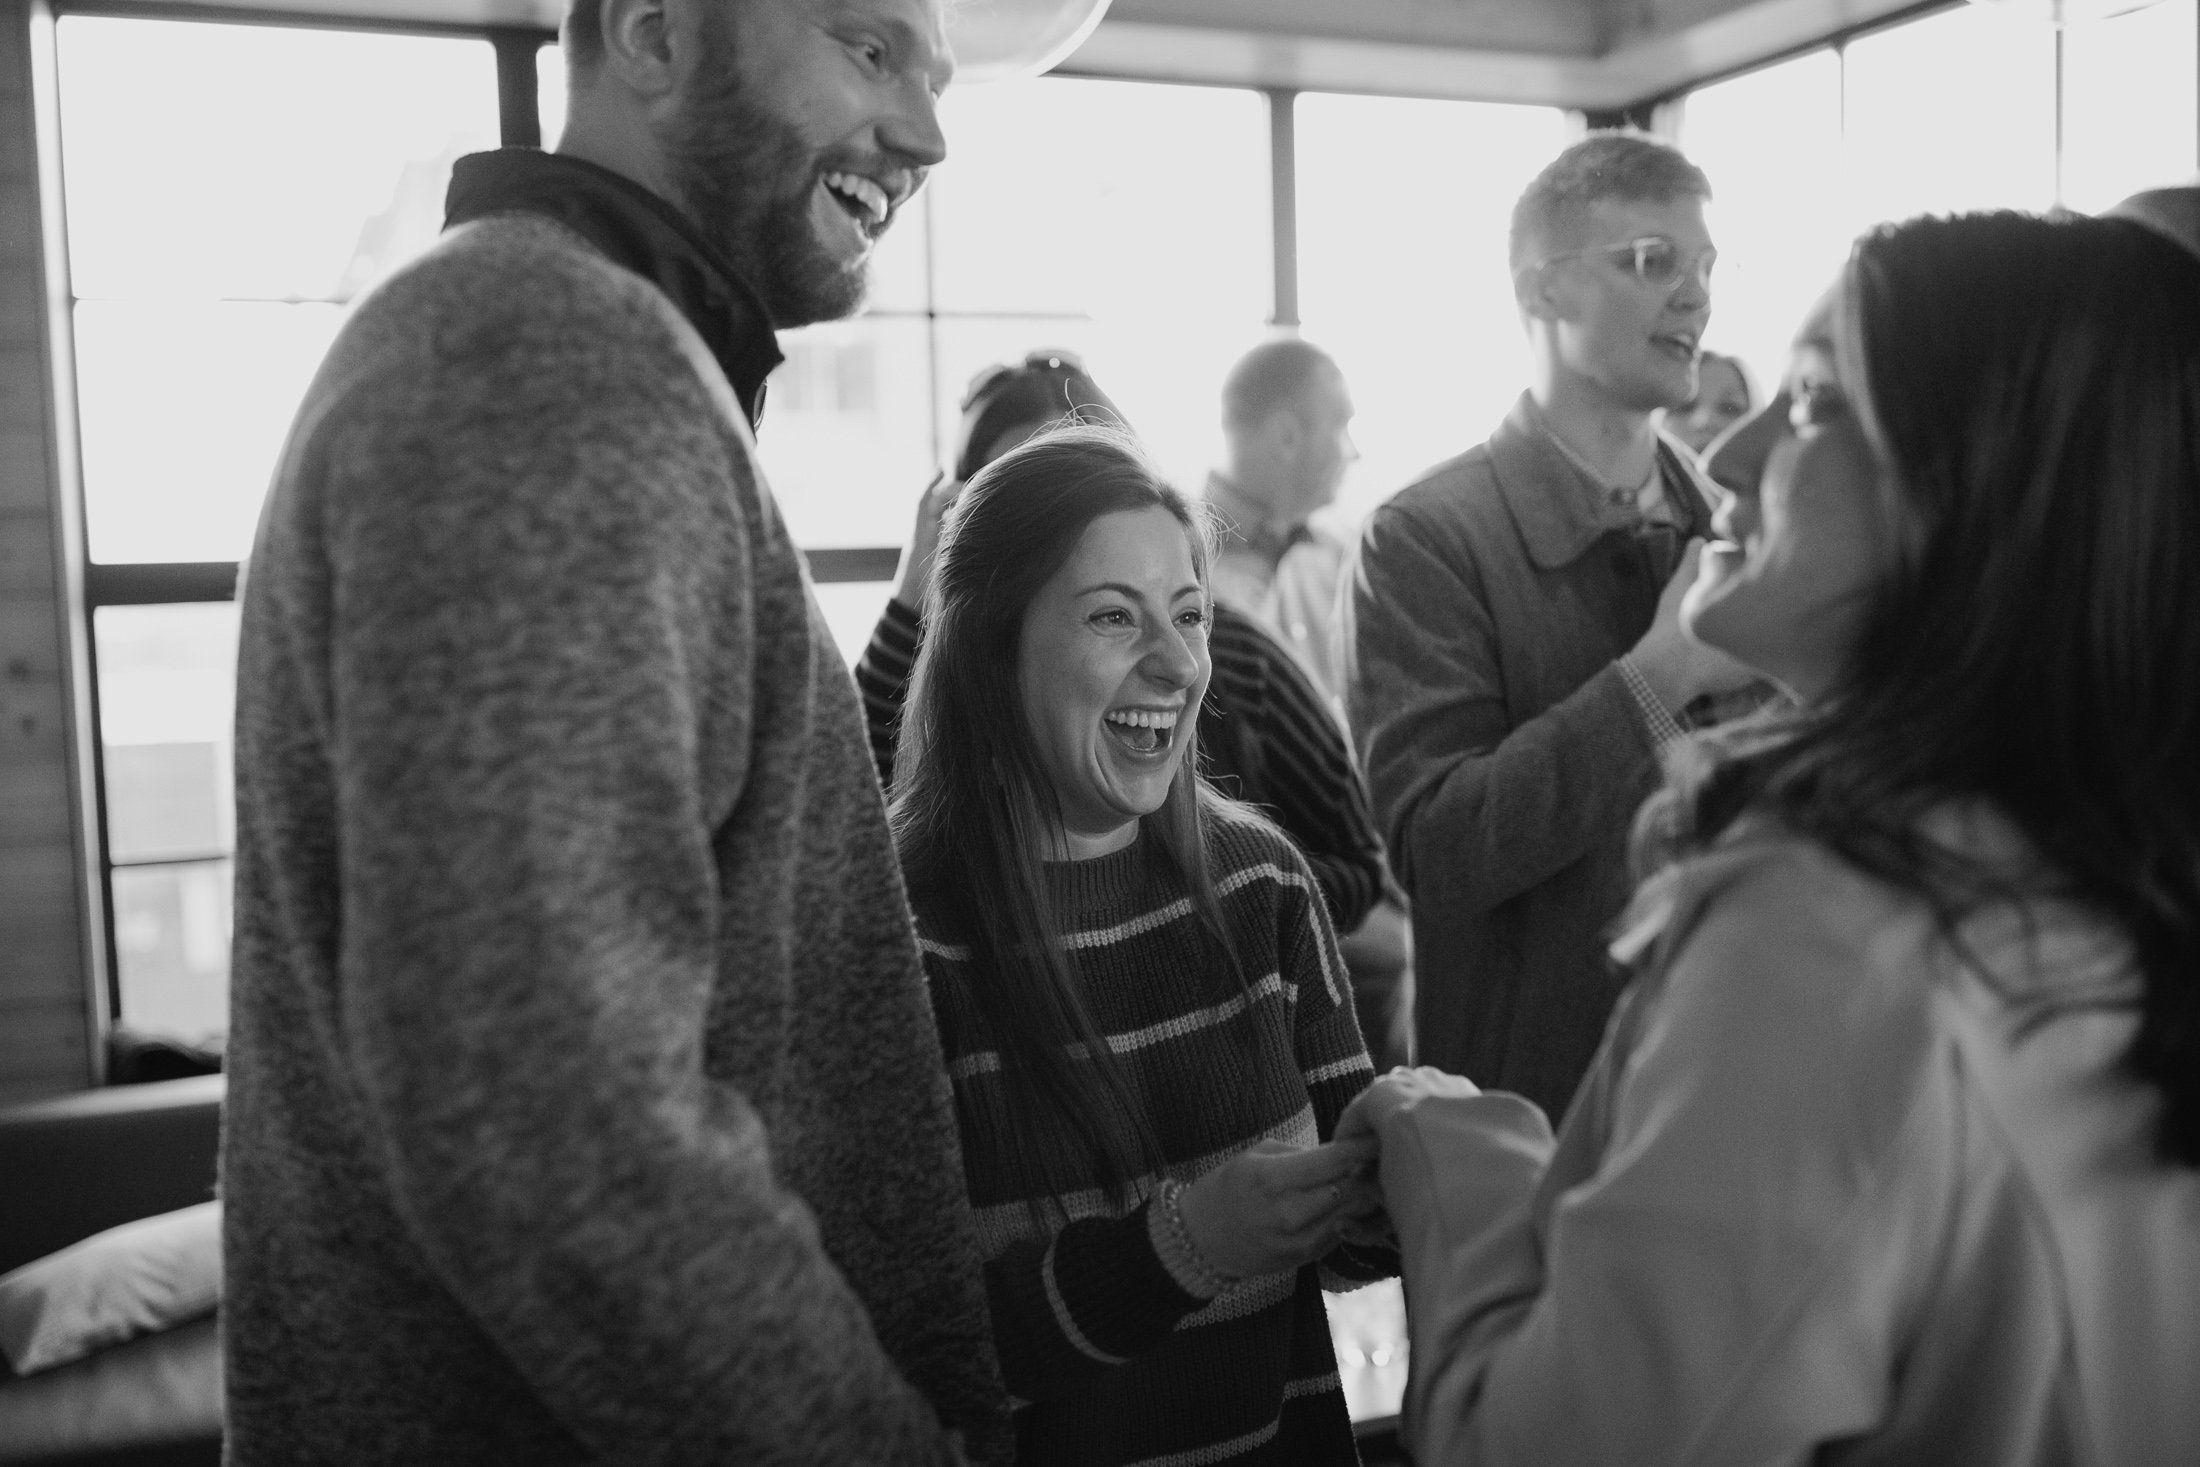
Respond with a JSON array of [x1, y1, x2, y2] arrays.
[[891, 426, 1250, 1205], [1638, 210, 2200, 1165]]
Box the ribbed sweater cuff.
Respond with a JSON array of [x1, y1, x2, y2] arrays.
[[1045, 1202, 1206, 1361]]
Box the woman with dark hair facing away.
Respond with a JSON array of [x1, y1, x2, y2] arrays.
[[893, 425, 1395, 1465], [857, 353, 1392, 941], [1338, 207, 2200, 1465]]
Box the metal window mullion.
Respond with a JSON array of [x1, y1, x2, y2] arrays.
[[1268, 88, 1298, 329]]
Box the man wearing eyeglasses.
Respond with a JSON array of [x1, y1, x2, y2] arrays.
[[1342, 132, 1759, 1122]]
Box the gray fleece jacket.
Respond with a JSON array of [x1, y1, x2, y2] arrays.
[[222, 173, 1009, 1465]]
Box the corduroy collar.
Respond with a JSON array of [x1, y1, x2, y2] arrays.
[[443, 149, 783, 428], [1487, 392, 1719, 570]]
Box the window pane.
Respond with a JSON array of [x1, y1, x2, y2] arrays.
[[57, 17, 499, 302], [756, 315, 936, 548], [1680, 49, 1850, 410], [930, 314, 1249, 496], [96, 603, 238, 865], [1842, 4, 2058, 230], [812, 580, 897, 668], [1296, 93, 1569, 524], [113, 860, 231, 1043], [76, 300, 342, 564], [538, 39, 568, 151], [928, 77, 1271, 324], [2061, 0, 2200, 213]]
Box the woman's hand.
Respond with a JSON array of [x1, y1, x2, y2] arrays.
[[891, 469, 965, 610], [1333, 1065, 1482, 1150], [1176, 1137, 1382, 1280]]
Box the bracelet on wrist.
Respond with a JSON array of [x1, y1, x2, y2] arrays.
[[1149, 1177, 1233, 1300]]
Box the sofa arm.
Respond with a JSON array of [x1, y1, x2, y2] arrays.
[[0, 1079, 223, 1278]]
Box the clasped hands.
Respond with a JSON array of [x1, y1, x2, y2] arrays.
[[1174, 1066, 1481, 1279]]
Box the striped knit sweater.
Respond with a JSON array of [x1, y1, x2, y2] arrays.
[[915, 807, 1394, 1466], [862, 596, 1386, 932]]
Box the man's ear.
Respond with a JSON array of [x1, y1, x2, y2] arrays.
[[1515, 263, 1564, 324], [596, 0, 678, 98]]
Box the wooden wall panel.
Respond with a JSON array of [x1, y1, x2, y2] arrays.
[[0, 0, 95, 1099]]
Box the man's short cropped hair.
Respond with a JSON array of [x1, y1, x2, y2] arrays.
[[1509, 131, 1712, 273], [1222, 338, 1341, 432], [565, 0, 605, 76]]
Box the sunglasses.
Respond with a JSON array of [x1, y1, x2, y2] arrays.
[[1536, 235, 1716, 291], [961, 349, 1089, 412]]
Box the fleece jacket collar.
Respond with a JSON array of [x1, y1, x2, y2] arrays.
[[1488, 392, 1720, 570], [444, 149, 783, 429]]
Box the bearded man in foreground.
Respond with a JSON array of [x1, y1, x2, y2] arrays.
[[220, 2, 1009, 1462]]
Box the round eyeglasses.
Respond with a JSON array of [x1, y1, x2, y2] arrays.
[[1535, 235, 1716, 291]]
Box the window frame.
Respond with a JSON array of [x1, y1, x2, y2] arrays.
[[48, 2, 1309, 1028]]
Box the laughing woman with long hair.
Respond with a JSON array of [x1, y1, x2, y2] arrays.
[[892, 427, 1394, 1466], [1342, 207, 2200, 1465]]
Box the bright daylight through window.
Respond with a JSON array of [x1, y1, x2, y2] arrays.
[[46, 0, 2200, 1050]]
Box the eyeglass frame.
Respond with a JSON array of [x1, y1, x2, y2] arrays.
[[1530, 234, 1717, 292], [961, 349, 1090, 412]]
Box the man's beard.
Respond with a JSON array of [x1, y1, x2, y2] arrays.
[[658, 25, 869, 327]]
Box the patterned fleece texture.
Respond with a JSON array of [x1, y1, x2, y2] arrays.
[[222, 210, 1011, 1466]]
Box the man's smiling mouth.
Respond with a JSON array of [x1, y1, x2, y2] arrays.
[[822, 170, 893, 237]]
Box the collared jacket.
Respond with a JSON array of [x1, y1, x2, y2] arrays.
[[1341, 393, 1718, 1116], [1366, 815, 2200, 1467]]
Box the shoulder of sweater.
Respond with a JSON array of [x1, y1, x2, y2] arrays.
[[340, 215, 707, 386], [1202, 800, 1319, 890]]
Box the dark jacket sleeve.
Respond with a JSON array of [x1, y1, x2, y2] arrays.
[[854, 595, 924, 792], [1343, 497, 1655, 911]]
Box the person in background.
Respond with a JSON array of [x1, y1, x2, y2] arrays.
[[1344, 206, 2200, 1465], [1203, 337, 1417, 1068], [221, 0, 1011, 1461], [1343, 132, 1760, 1119], [1205, 337, 1358, 701], [1660, 348, 1753, 457], [857, 355, 1393, 958], [893, 426, 1393, 1466]]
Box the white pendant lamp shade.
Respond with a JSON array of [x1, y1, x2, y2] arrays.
[[947, 0, 1114, 83]]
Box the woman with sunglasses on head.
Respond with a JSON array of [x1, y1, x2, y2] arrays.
[[856, 353, 1391, 939], [1339, 204, 2200, 1465], [893, 425, 1393, 1465]]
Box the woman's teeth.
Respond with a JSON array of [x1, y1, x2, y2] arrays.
[[1104, 708, 1179, 754]]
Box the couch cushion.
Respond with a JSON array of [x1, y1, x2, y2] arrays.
[[0, 1317, 221, 1465], [0, 1080, 222, 1278], [1, 1204, 221, 1378]]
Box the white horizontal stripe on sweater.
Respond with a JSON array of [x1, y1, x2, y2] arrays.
[[1302, 1055, 1373, 1089], [970, 1105, 1319, 1260], [919, 861, 1328, 975], [944, 974, 1290, 1084], [1124, 1415, 1280, 1467]]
